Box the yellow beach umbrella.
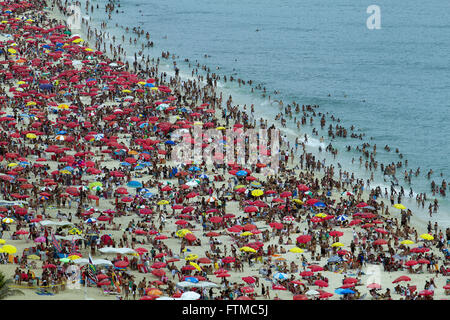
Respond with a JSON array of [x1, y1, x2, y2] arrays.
[[2, 245, 17, 254], [185, 254, 198, 261], [17, 81, 26, 85], [240, 231, 254, 237], [2, 218, 14, 224], [26, 101, 36, 106], [420, 234, 434, 241], [176, 229, 191, 238], [8, 48, 16, 54], [122, 89, 132, 93], [190, 262, 202, 272], [27, 254, 40, 260], [68, 227, 82, 235], [216, 127, 226, 130], [26, 133, 37, 139], [157, 200, 169, 205], [58, 104, 69, 110], [0, 239, 5, 244], [251, 189, 264, 197], [151, 87, 158, 91], [393, 204, 406, 210], [331, 242, 345, 247], [68, 255, 81, 260], [315, 213, 327, 218], [400, 240, 414, 245], [292, 199, 304, 204], [240, 246, 257, 253], [72, 38, 83, 43], [84, 48, 93, 52], [7, 163, 18, 167], [289, 247, 304, 253]]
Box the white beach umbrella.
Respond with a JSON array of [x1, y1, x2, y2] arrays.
[[180, 291, 201, 300], [273, 272, 288, 281], [336, 214, 348, 222], [194, 281, 219, 288], [176, 281, 197, 289], [98, 247, 136, 255], [306, 289, 320, 296], [156, 296, 180, 300]]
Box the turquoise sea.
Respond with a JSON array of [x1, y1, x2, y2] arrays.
[[80, 0, 450, 228]]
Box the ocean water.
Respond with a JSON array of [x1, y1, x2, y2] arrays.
[[80, 0, 450, 228]]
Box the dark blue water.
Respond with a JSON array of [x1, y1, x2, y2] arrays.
[[83, 0, 450, 227]]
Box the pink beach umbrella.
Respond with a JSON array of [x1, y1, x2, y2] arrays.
[[34, 236, 46, 243]]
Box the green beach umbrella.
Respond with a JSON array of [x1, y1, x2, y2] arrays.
[[88, 182, 103, 189]]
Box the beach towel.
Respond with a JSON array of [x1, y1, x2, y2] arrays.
[[36, 290, 54, 296]]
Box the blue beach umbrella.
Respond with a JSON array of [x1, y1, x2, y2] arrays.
[[165, 140, 175, 145], [189, 166, 200, 172], [273, 272, 288, 281], [328, 256, 343, 263], [185, 277, 199, 283], [313, 202, 326, 207], [39, 83, 53, 90], [236, 170, 248, 177], [114, 149, 126, 155], [336, 214, 348, 222], [127, 181, 142, 188], [335, 288, 355, 295]]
